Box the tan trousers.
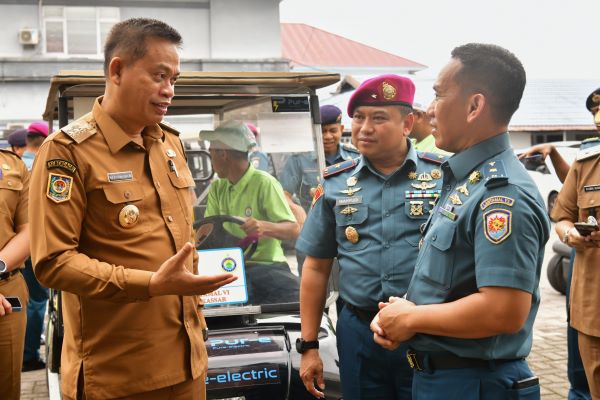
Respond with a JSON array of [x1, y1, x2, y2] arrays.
[[578, 331, 600, 399], [0, 272, 29, 400], [64, 377, 206, 400]]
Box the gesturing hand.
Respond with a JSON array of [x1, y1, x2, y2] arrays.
[[149, 242, 237, 297]]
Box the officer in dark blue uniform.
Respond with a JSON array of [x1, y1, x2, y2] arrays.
[[371, 44, 550, 400], [296, 75, 447, 400]]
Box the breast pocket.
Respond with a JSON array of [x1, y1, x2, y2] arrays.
[[577, 191, 600, 220], [299, 169, 319, 204], [101, 183, 150, 235], [420, 221, 456, 289], [167, 170, 196, 225], [334, 204, 370, 251], [0, 178, 23, 216]]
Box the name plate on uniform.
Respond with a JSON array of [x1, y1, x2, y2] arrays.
[[198, 247, 248, 307]]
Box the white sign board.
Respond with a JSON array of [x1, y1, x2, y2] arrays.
[[257, 112, 314, 153], [198, 247, 248, 306]]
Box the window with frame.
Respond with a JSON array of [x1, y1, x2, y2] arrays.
[[43, 6, 120, 55]]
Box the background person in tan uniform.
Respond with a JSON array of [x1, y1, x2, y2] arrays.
[[29, 18, 236, 400], [0, 148, 30, 400], [552, 87, 600, 397]]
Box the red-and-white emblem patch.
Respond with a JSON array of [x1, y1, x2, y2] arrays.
[[483, 209, 512, 244]]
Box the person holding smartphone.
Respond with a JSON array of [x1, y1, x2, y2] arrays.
[[552, 87, 600, 397], [0, 146, 31, 400]]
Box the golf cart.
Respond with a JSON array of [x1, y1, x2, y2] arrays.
[[42, 71, 343, 399]]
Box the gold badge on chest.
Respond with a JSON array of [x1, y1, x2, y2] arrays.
[[119, 204, 140, 228], [345, 226, 360, 244]]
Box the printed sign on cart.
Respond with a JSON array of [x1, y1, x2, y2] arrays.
[[198, 247, 248, 306]]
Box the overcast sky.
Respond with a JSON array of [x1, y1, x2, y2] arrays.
[[280, 0, 599, 80]]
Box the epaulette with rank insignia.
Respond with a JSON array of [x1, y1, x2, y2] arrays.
[[323, 158, 357, 179], [483, 159, 508, 188], [159, 121, 180, 136], [61, 113, 96, 144], [577, 143, 600, 162], [0, 148, 20, 159], [579, 137, 600, 151], [417, 151, 448, 165]]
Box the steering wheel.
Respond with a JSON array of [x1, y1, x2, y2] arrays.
[[193, 215, 258, 260]]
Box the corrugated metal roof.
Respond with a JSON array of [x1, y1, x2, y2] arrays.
[[281, 23, 426, 71], [320, 75, 598, 131]]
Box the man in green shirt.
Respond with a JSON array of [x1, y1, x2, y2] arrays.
[[410, 101, 451, 155], [200, 120, 300, 304]]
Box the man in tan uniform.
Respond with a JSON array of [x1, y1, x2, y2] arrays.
[[0, 148, 30, 400], [552, 86, 600, 397], [29, 18, 236, 400]]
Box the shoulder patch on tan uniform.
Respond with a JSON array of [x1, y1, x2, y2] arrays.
[[159, 121, 180, 136], [61, 113, 97, 144], [577, 145, 600, 162]]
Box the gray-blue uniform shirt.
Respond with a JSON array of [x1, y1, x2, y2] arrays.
[[281, 144, 360, 212], [406, 133, 550, 359], [296, 140, 447, 309]]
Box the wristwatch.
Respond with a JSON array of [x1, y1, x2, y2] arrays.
[[0, 259, 7, 274], [562, 227, 572, 245], [296, 338, 319, 354]]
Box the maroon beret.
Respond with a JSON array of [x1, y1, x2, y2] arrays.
[[347, 74, 415, 116]]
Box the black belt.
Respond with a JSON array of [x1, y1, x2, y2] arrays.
[[406, 349, 521, 371], [345, 303, 378, 324], [0, 269, 20, 281]]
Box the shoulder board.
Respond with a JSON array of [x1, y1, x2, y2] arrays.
[[342, 143, 360, 154], [61, 113, 96, 144], [579, 137, 600, 151], [0, 148, 20, 159], [482, 159, 508, 188], [417, 151, 448, 165], [159, 121, 180, 136], [577, 144, 600, 162], [323, 158, 357, 178]]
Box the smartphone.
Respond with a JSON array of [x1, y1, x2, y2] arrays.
[[512, 375, 539, 389], [4, 296, 22, 312], [574, 222, 600, 236]]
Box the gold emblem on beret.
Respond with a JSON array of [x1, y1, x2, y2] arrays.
[[382, 81, 397, 100], [119, 204, 140, 228], [408, 171, 417, 180], [345, 226, 360, 244], [468, 170, 481, 184], [430, 169, 442, 179]]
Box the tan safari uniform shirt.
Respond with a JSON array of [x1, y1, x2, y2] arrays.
[[0, 149, 29, 400], [29, 98, 207, 399], [552, 147, 600, 337]]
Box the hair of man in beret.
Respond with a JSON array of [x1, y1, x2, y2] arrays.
[[398, 105, 414, 117], [103, 18, 182, 75], [450, 43, 526, 125]]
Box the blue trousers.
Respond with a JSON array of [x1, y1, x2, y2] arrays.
[[566, 249, 591, 400], [337, 305, 413, 400], [22, 258, 48, 363], [412, 358, 539, 400]]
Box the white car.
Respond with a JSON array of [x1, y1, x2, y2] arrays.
[[515, 141, 580, 216]]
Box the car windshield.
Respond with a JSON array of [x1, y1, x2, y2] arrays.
[[176, 95, 333, 312]]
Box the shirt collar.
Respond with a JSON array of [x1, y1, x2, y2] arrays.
[[227, 163, 255, 191], [446, 132, 511, 180], [93, 97, 164, 154], [352, 139, 417, 178]]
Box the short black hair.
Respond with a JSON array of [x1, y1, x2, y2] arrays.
[[451, 43, 526, 125], [104, 18, 182, 75]]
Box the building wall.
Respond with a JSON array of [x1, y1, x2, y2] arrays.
[[209, 0, 281, 59], [0, 0, 285, 131]]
